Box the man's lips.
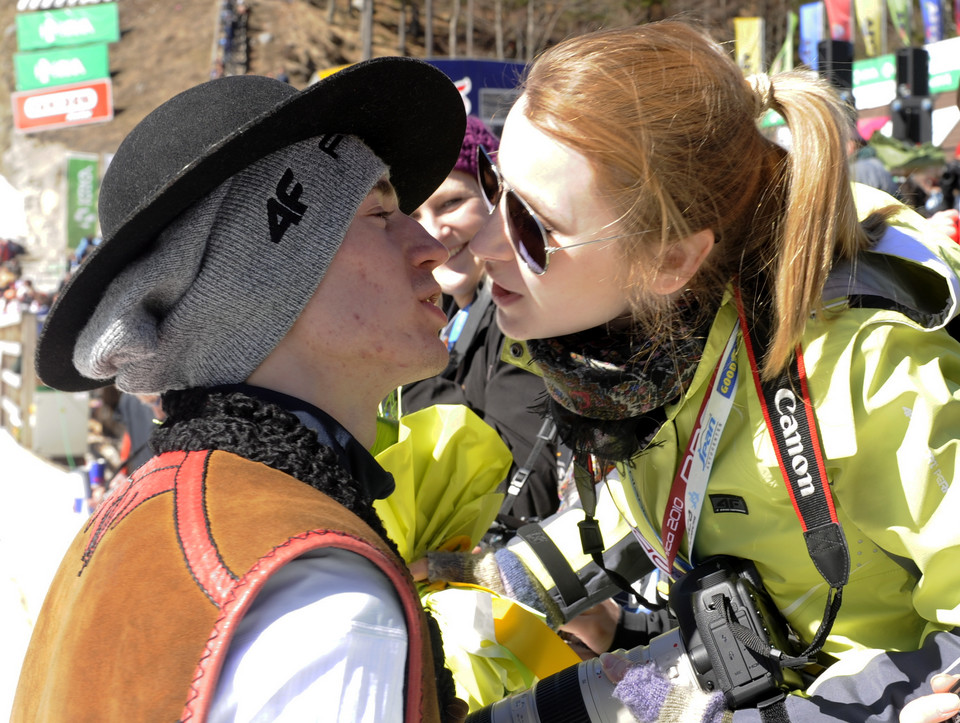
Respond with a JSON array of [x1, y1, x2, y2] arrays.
[[419, 287, 448, 325]]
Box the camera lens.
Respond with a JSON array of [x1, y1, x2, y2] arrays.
[[528, 664, 593, 722]]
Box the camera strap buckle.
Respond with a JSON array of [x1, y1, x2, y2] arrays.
[[573, 455, 664, 610], [577, 517, 604, 555]]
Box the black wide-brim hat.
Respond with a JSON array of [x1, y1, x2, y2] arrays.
[[37, 57, 466, 392]]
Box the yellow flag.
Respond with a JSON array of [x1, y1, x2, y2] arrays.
[[735, 17, 766, 75], [770, 12, 799, 74], [855, 0, 886, 56]]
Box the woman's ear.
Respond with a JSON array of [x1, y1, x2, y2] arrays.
[[650, 229, 715, 296]]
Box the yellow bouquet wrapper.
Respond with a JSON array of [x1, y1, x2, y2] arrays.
[[374, 404, 580, 710], [374, 404, 510, 562], [421, 585, 580, 710]]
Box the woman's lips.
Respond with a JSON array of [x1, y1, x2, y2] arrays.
[[489, 280, 521, 306]]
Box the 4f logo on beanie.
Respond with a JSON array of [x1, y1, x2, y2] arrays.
[[317, 133, 344, 159], [267, 168, 307, 243]]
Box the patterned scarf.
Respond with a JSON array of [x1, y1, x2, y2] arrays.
[[527, 310, 711, 464]]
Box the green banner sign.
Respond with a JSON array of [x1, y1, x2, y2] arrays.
[[16, 4, 119, 51], [852, 54, 897, 89], [14, 44, 109, 91], [66, 154, 100, 251]]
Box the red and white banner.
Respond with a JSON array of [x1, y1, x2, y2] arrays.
[[12, 77, 113, 133], [17, 0, 115, 11], [825, 0, 854, 40]]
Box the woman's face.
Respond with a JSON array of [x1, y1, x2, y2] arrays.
[[410, 170, 487, 305], [469, 98, 632, 341]]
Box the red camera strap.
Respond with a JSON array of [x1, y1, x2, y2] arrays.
[[735, 291, 848, 662], [736, 293, 850, 593]]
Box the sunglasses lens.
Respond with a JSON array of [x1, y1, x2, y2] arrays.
[[477, 147, 500, 211], [505, 192, 548, 274], [476, 145, 549, 275]]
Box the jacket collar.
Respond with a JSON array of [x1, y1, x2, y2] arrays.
[[209, 383, 395, 500]]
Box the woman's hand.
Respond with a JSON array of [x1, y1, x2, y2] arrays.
[[599, 649, 633, 683], [900, 674, 960, 723], [408, 558, 428, 582], [558, 598, 622, 655]]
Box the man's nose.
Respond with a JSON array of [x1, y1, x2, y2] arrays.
[[415, 210, 443, 242], [405, 214, 450, 269]]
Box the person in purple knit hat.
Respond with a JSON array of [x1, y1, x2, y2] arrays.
[[402, 115, 561, 535]]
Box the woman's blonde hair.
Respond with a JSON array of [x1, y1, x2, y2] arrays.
[[521, 20, 875, 379]]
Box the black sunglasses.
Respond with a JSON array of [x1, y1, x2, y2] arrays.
[[475, 144, 629, 275]]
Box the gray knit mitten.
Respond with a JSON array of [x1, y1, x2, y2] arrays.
[[607, 656, 732, 723], [426, 547, 564, 627], [426, 549, 505, 591]]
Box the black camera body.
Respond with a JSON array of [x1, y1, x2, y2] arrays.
[[466, 555, 800, 723], [670, 555, 801, 710]]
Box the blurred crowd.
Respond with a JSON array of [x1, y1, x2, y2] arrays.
[[211, 0, 250, 79], [852, 128, 960, 242], [0, 239, 51, 316]]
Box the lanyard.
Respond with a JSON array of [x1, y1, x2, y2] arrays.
[[660, 321, 741, 573], [442, 305, 471, 350], [626, 502, 691, 580]]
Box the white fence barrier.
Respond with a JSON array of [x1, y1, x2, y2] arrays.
[[0, 310, 88, 460]]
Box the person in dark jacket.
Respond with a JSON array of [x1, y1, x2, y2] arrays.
[[403, 115, 560, 528]]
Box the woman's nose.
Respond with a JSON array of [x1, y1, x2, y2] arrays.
[[469, 204, 513, 263]]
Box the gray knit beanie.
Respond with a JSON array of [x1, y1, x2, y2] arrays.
[[73, 134, 386, 393]]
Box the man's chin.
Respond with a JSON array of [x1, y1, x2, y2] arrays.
[[424, 350, 451, 377], [405, 345, 452, 385]]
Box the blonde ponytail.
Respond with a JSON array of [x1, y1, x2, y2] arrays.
[[761, 71, 870, 378]]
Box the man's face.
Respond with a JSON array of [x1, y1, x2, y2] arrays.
[[277, 177, 451, 392]]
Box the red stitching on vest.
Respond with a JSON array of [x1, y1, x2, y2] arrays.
[[80, 451, 187, 572], [175, 451, 238, 606], [181, 529, 428, 723]]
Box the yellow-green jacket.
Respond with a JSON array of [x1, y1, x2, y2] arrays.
[[506, 187, 960, 720]]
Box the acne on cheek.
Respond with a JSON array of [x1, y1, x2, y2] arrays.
[[354, 343, 388, 361]]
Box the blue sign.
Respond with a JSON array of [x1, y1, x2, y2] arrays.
[[425, 59, 527, 134], [799, 2, 825, 70]]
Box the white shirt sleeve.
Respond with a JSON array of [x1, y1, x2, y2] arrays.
[[208, 548, 409, 723]]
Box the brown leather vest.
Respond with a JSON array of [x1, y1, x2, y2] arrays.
[[12, 450, 441, 722]]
